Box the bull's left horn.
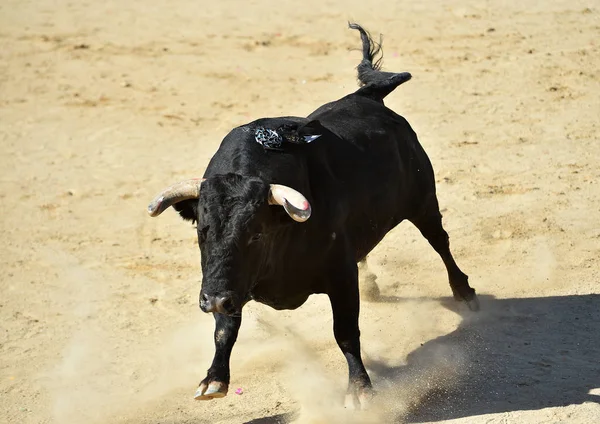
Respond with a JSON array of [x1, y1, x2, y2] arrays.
[[268, 184, 311, 222], [147, 178, 205, 217]]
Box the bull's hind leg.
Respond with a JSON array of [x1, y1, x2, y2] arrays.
[[409, 196, 479, 311]]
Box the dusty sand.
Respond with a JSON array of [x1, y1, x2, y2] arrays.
[[1, 0, 599, 423]]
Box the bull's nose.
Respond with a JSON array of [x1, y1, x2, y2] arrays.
[[200, 293, 235, 315]]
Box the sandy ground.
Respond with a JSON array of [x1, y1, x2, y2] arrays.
[[1, 0, 599, 423]]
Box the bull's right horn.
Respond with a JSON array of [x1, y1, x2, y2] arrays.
[[147, 178, 205, 217]]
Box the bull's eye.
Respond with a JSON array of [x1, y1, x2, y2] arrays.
[[248, 233, 262, 245]]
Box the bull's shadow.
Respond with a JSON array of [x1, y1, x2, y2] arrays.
[[365, 294, 600, 422]]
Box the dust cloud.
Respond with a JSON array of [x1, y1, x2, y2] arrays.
[[235, 297, 471, 424]]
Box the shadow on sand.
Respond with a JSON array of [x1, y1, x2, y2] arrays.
[[366, 294, 600, 422], [244, 411, 298, 424], [245, 294, 599, 423]]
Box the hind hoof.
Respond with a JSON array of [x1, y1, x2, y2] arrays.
[[344, 387, 374, 410], [466, 295, 480, 312]]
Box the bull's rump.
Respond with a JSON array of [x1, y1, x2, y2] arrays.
[[307, 94, 435, 255]]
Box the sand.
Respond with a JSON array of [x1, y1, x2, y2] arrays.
[[1, 0, 599, 423]]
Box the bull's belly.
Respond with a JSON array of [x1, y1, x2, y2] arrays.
[[352, 216, 405, 261], [249, 278, 322, 311], [250, 291, 311, 310]]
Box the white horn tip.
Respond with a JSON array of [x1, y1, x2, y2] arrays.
[[284, 199, 311, 222], [147, 196, 164, 217]]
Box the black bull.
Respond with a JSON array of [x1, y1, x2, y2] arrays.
[[147, 23, 478, 409]]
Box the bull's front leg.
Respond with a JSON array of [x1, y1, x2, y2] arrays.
[[194, 313, 241, 400], [328, 262, 373, 410]]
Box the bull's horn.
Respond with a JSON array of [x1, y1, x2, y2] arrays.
[[268, 184, 311, 222], [147, 178, 205, 217]]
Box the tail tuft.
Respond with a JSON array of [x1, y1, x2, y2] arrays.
[[348, 22, 383, 84], [349, 22, 412, 101]]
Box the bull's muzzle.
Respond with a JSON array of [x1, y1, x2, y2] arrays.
[[200, 293, 236, 315]]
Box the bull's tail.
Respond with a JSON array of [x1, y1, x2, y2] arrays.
[[349, 22, 384, 86], [349, 23, 411, 102]]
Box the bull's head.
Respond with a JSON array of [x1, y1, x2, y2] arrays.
[[147, 174, 311, 315]]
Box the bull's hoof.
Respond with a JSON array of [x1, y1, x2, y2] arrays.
[[466, 294, 480, 312], [344, 388, 374, 411], [194, 381, 228, 400], [453, 290, 480, 312]]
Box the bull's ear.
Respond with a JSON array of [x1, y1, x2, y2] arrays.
[[297, 120, 324, 139], [299, 119, 325, 132], [172, 199, 198, 223], [298, 119, 339, 141]]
